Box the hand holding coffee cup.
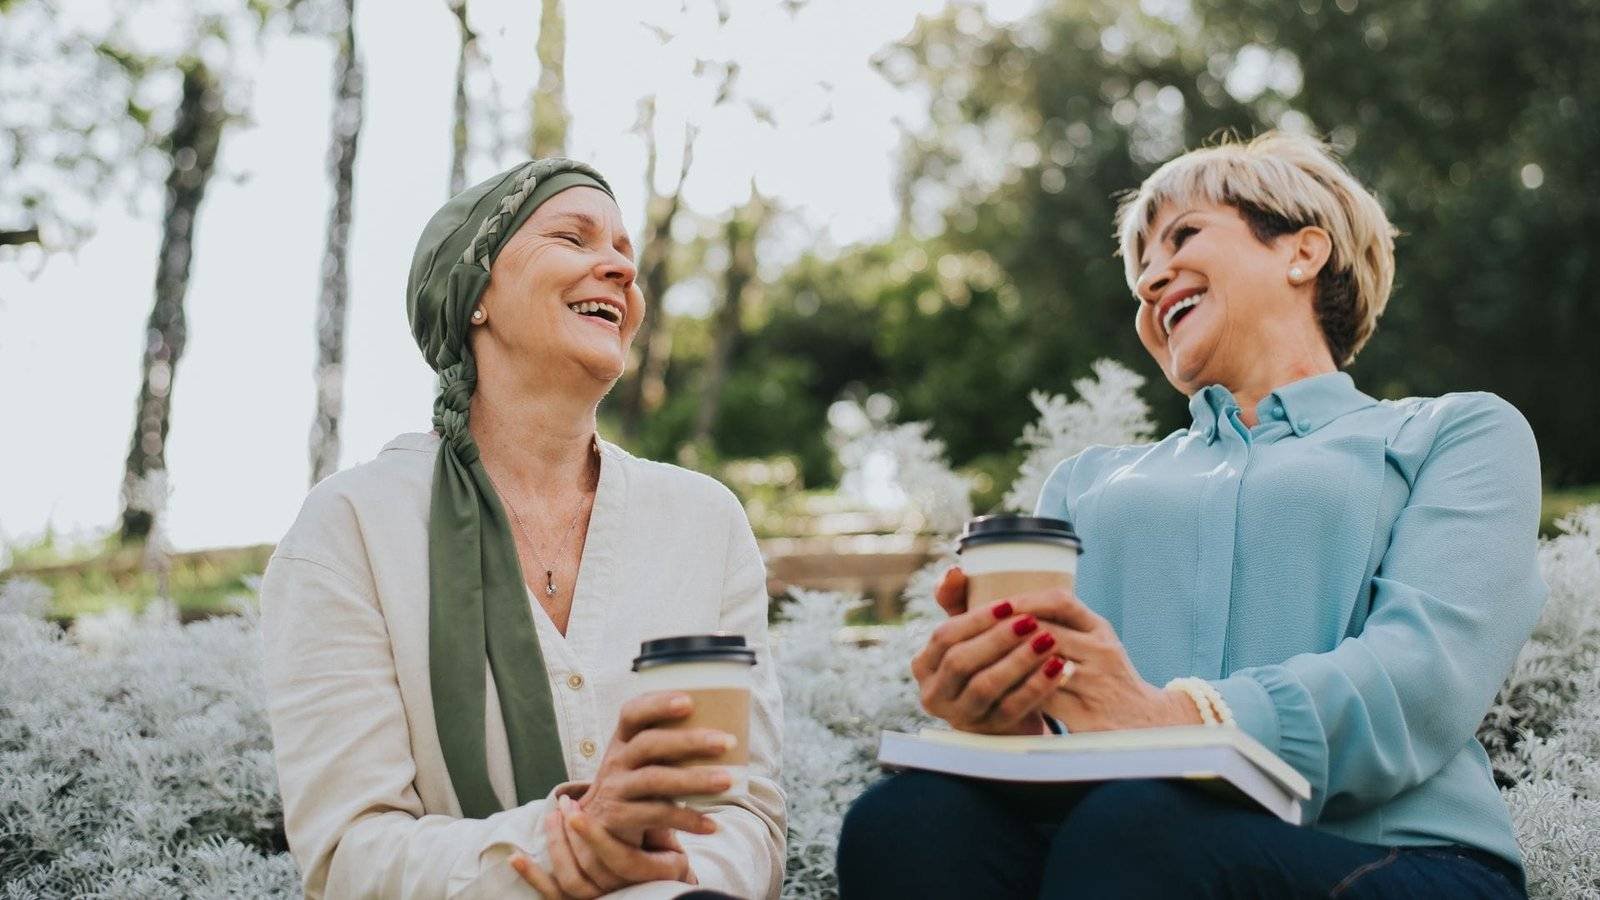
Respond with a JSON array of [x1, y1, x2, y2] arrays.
[[912, 516, 1083, 734], [937, 515, 1205, 732], [574, 689, 735, 849], [911, 593, 1074, 734], [550, 636, 750, 888], [630, 634, 756, 806]]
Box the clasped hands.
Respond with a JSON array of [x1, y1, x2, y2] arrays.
[[510, 692, 734, 898], [913, 566, 1201, 735]]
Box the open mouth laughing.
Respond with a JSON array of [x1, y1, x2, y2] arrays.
[[1157, 288, 1205, 338], [568, 298, 624, 326]]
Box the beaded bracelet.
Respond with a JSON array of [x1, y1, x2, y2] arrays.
[[1165, 677, 1235, 727]]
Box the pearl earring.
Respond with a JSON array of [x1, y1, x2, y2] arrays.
[[1289, 266, 1305, 282], [472, 308, 485, 322]]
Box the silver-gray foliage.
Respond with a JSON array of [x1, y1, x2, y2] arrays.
[[0, 601, 296, 898], [1483, 507, 1600, 899]]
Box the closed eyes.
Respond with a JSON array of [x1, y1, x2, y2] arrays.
[[545, 211, 635, 260], [1138, 213, 1200, 273]]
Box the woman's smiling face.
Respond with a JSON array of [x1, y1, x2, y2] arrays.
[[477, 186, 644, 388], [1132, 199, 1321, 395]]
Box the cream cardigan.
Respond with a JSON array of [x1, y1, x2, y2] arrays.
[[260, 432, 785, 899]]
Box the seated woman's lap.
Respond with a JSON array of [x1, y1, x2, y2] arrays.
[[837, 773, 1523, 899], [838, 770, 1054, 899]]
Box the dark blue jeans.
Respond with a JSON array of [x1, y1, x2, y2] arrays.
[[837, 772, 1526, 899]]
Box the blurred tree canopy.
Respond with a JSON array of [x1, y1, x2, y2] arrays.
[[680, 0, 1597, 490], [0, 0, 315, 254]]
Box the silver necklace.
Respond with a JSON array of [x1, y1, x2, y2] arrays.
[[502, 491, 587, 597], [486, 441, 599, 598]]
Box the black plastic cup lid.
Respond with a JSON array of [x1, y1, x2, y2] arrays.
[[632, 633, 757, 672], [957, 514, 1081, 551]]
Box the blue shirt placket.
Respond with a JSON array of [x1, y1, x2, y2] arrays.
[[1191, 395, 1252, 679]]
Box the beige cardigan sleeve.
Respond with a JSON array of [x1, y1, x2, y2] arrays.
[[261, 548, 571, 899], [666, 489, 787, 899]]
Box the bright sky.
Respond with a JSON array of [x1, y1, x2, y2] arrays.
[[0, 0, 1041, 553]]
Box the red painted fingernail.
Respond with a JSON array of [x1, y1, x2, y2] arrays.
[[1012, 615, 1037, 636], [1044, 657, 1065, 678], [991, 601, 1014, 620], [1031, 632, 1055, 654]]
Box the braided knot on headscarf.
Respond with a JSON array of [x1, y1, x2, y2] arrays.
[[462, 164, 545, 272], [401, 158, 616, 820], [432, 356, 478, 463]]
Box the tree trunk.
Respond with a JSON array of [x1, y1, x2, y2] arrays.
[[446, 0, 473, 195], [0, 227, 40, 246], [693, 186, 768, 446], [308, 0, 365, 487], [618, 98, 696, 440], [118, 61, 225, 543], [530, 0, 568, 158]]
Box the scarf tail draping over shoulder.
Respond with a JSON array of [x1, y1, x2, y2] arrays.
[[408, 159, 613, 818]]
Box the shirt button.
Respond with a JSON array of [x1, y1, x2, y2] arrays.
[[566, 673, 584, 690], [1295, 418, 1311, 432], [579, 739, 597, 758], [1272, 402, 1285, 419]]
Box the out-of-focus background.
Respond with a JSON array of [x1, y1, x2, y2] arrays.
[[3, 0, 1596, 621], [5, 4, 1600, 896]]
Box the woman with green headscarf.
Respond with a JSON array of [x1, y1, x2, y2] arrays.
[[260, 159, 785, 900]]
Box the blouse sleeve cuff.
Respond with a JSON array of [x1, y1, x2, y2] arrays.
[[1212, 674, 1279, 751], [1212, 669, 1329, 814]]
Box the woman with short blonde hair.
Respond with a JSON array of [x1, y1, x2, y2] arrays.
[[1117, 131, 1396, 368], [841, 132, 1539, 898]]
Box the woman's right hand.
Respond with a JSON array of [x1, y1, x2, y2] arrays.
[[911, 579, 1069, 735], [576, 691, 733, 846]]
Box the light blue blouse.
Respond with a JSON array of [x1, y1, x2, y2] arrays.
[[1035, 371, 1545, 867]]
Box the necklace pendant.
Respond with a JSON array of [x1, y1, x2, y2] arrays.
[[545, 570, 557, 597]]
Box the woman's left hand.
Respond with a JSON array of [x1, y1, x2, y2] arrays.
[[941, 573, 1201, 732], [511, 796, 696, 898]]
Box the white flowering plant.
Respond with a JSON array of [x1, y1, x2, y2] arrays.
[[0, 581, 296, 899], [3, 362, 1597, 898]]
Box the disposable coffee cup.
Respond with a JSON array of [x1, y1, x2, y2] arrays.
[[956, 514, 1082, 610], [631, 633, 756, 805]]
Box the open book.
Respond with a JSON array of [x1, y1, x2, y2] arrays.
[[878, 726, 1312, 825]]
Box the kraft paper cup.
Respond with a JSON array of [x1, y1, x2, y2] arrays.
[[957, 514, 1082, 609], [632, 633, 756, 805]]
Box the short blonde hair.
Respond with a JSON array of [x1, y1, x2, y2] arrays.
[[1115, 132, 1397, 366]]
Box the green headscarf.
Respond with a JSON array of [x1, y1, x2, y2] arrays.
[[405, 158, 614, 818]]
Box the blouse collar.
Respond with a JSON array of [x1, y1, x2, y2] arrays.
[[1189, 371, 1377, 444]]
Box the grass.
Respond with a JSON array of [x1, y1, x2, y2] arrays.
[[4, 484, 1597, 621], [6, 542, 273, 621], [1543, 484, 1600, 536]]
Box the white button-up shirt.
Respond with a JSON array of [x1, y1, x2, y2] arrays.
[[261, 433, 785, 899]]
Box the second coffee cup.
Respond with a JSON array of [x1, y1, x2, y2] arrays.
[[631, 633, 755, 806], [956, 513, 1082, 608]]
